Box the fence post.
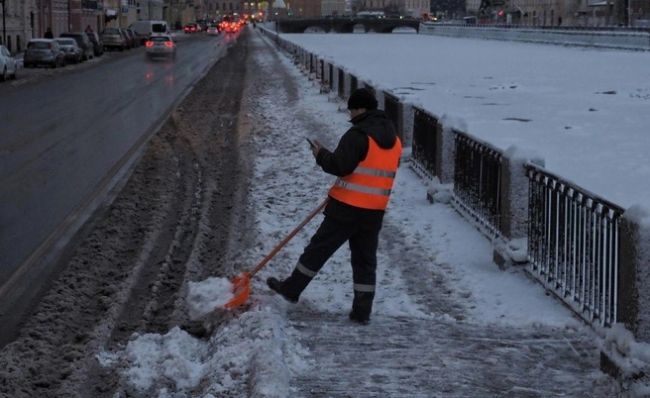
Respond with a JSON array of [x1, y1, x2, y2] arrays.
[[383, 92, 402, 141], [493, 148, 544, 267], [618, 206, 650, 341], [402, 102, 414, 148], [437, 117, 466, 184], [344, 72, 352, 99], [500, 147, 545, 241], [375, 90, 385, 111]]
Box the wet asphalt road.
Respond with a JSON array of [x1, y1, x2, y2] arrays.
[[0, 34, 233, 287]]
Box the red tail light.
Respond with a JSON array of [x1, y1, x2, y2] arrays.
[[164, 41, 174, 48], [145, 40, 154, 48]]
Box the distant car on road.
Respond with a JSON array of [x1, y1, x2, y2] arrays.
[[0, 45, 18, 81], [206, 25, 220, 35], [54, 38, 83, 64], [60, 32, 94, 61], [129, 20, 169, 44], [23, 39, 66, 68], [145, 35, 176, 60], [183, 23, 199, 33]]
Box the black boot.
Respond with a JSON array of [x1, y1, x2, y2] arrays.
[[348, 311, 369, 325], [267, 264, 316, 303], [349, 291, 374, 325], [267, 277, 299, 303]]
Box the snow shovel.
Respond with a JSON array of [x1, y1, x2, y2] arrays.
[[223, 198, 328, 309]]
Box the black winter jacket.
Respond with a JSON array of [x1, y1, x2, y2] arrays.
[[315, 110, 399, 222]]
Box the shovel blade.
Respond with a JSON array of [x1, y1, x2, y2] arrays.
[[223, 272, 251, 309]]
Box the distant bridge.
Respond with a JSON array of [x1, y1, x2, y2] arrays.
[[276, 17, 420, 34]]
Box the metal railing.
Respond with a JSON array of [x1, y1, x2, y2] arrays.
[[412, 108, 437, 177], [453, 131, 503, 236], [384, 92, 401, 140], [526, 164, 624, 327]]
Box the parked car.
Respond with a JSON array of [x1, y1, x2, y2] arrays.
[[145, 35, 176, 60], [23, 39, 66, 68], [54, 37, 83, 64], [129, 20, 169, 44], [124, 29, 141, 48], [60, 32, 94, 60], [0, 45, 18, 81], [101, 27, 128, 51], [85, 32, 104, 56]]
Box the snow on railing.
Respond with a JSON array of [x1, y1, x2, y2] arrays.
[[526, 163, 624, 327]]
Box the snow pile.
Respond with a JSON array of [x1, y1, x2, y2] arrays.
[[423, 176, 453, 204], [101, 306, 311, 397], [122, 327, 206, 391], [186, 277, 234, 320], [602, 323, 650, 395]]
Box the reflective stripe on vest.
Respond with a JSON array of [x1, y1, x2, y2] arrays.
[[328, 136, 402, 210]]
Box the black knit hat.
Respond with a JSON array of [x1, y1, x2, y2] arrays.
[[347, 88, 378, 111]]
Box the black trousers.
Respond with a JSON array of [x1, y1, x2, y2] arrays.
[[298, 212, 383, 291]]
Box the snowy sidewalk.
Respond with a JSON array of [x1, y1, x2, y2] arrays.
[[99, 30, 619, 397]]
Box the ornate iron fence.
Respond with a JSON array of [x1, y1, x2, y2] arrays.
[[526, 164, 624, 327], [453, 132, 503, 236], [412, 108, 437, 177], [384, 92, 401, 140]]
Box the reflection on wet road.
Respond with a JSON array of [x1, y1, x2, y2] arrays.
[[0, 33, 232, 285]]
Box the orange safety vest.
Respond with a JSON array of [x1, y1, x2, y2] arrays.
[[328, 136, 402, 210]]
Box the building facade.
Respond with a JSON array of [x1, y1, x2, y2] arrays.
[[360, 0, 431, 17], [0, 0, 38, 52], [470, 0, 630, 26], [137, 0, 164, 20], [287, 0, 322, 17], [322, 0, 347, 16], [69, 0, 104, 32], [103, 0, 138, 28]]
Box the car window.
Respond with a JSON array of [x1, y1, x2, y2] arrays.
[[152, 23, 167, 33], [28, 42, 51, 49], [55, 39, 75, 45], [151, 36, 171, 42]]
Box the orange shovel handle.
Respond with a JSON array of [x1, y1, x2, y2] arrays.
[[249, 198, 328, 277]]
